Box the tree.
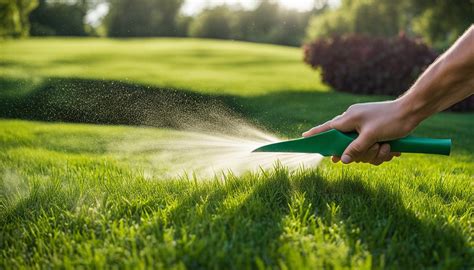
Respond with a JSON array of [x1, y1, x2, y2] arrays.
[[29, 0, 89, 36], [245, 0, 280, 43], [306, 0, 407, 41], [266, 9, 312, 46], [410, 0, 473, 50], [352, 0, 400, 37], [306, 0, 473, 50], [305, 8, 352, 41], [0, 0, 38, 37], [188, 6, 233, 39], [235, 0, 315, 46], [106, 0, 184, 37]]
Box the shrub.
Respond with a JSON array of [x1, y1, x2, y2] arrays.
[[303, 34, 473, 112]]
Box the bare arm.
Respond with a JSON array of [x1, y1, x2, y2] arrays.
[[400, 25, 474, 126], [303, 25, 474, 165]]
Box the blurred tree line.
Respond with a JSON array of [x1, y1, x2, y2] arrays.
[[103, 0, 319, 46], [106, 0, 185, 37], [1, 0, 472, 49], [306, 0, 473, 50], [29, 0, 89, 36], [186, 1, 321, 46]]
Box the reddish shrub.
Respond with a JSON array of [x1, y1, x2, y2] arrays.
[[304, 34, 473, 112]]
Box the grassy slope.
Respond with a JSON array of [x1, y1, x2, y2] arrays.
[[0, 39, 473, 269], [0, 38, 328, 95]]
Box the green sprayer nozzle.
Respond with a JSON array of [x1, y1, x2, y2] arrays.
[[252, 129, 451, 156]]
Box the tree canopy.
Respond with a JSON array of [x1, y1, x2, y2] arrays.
[[1, 0, 471, 49], [106, 0, 184, 37], [29, 0, 88, 36], [188, 0, 316, 46], [0, 0, 38, 37], [305, 0, 473, 50]]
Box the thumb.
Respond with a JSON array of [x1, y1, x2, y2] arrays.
[[341, 133, 375, 164]]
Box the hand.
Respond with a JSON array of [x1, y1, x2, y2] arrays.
[[302, 100, 417, 165]]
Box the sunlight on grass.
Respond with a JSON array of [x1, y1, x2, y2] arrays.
[[0, 38, 329, 95], [0, 121, 471, 268]]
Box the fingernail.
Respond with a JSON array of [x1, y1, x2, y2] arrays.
[[341, 155, 352, 164]]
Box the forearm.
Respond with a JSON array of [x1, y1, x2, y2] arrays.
[[397, 25, 474, 126], [304, 25, 474, 164]]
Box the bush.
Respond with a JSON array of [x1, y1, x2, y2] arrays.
[[304, 34, 435, 95], [303, 34, 474, 112]]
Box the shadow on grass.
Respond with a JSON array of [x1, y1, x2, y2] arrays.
[[2, 76, 473, 148], [152, 170, 470, 268], [291, 172, 471, 269], [138, 170, 292, 268], [0, 77, 372, 134], [142, 170, 470, 268], [0, 77, 238, 130], [1, 165, 470, 268]]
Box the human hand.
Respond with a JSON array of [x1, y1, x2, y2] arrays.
[[302, 100, 418, 165]]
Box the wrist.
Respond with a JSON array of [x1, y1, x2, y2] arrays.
[[393, 94, 427, 133]]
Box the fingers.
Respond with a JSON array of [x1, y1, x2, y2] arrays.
[[302, 120, 333, 137], [332, 144, 401, 165], [341, 133, 375, 164], [370, 143, 392, 165], [302, 114, 353, 137], [362, 144, 380, 163]]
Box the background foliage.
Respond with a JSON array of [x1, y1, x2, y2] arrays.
[[0, 0, 38, 37], [303, 34, 473, 111], [29, 0, 88, 36], [188, 1, 314, 46], [106, 0, 184, 37], [306, 0, 474, 50], [2, 0, 472, 50], [304, 35, 434, 96]]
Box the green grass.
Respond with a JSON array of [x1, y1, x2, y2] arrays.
[[0, 38, 473, 269], [0, 38, 328, 95]]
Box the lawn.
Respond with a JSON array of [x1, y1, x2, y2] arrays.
[[0, 38, 473, 269], [0, 38, 329, 95]]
